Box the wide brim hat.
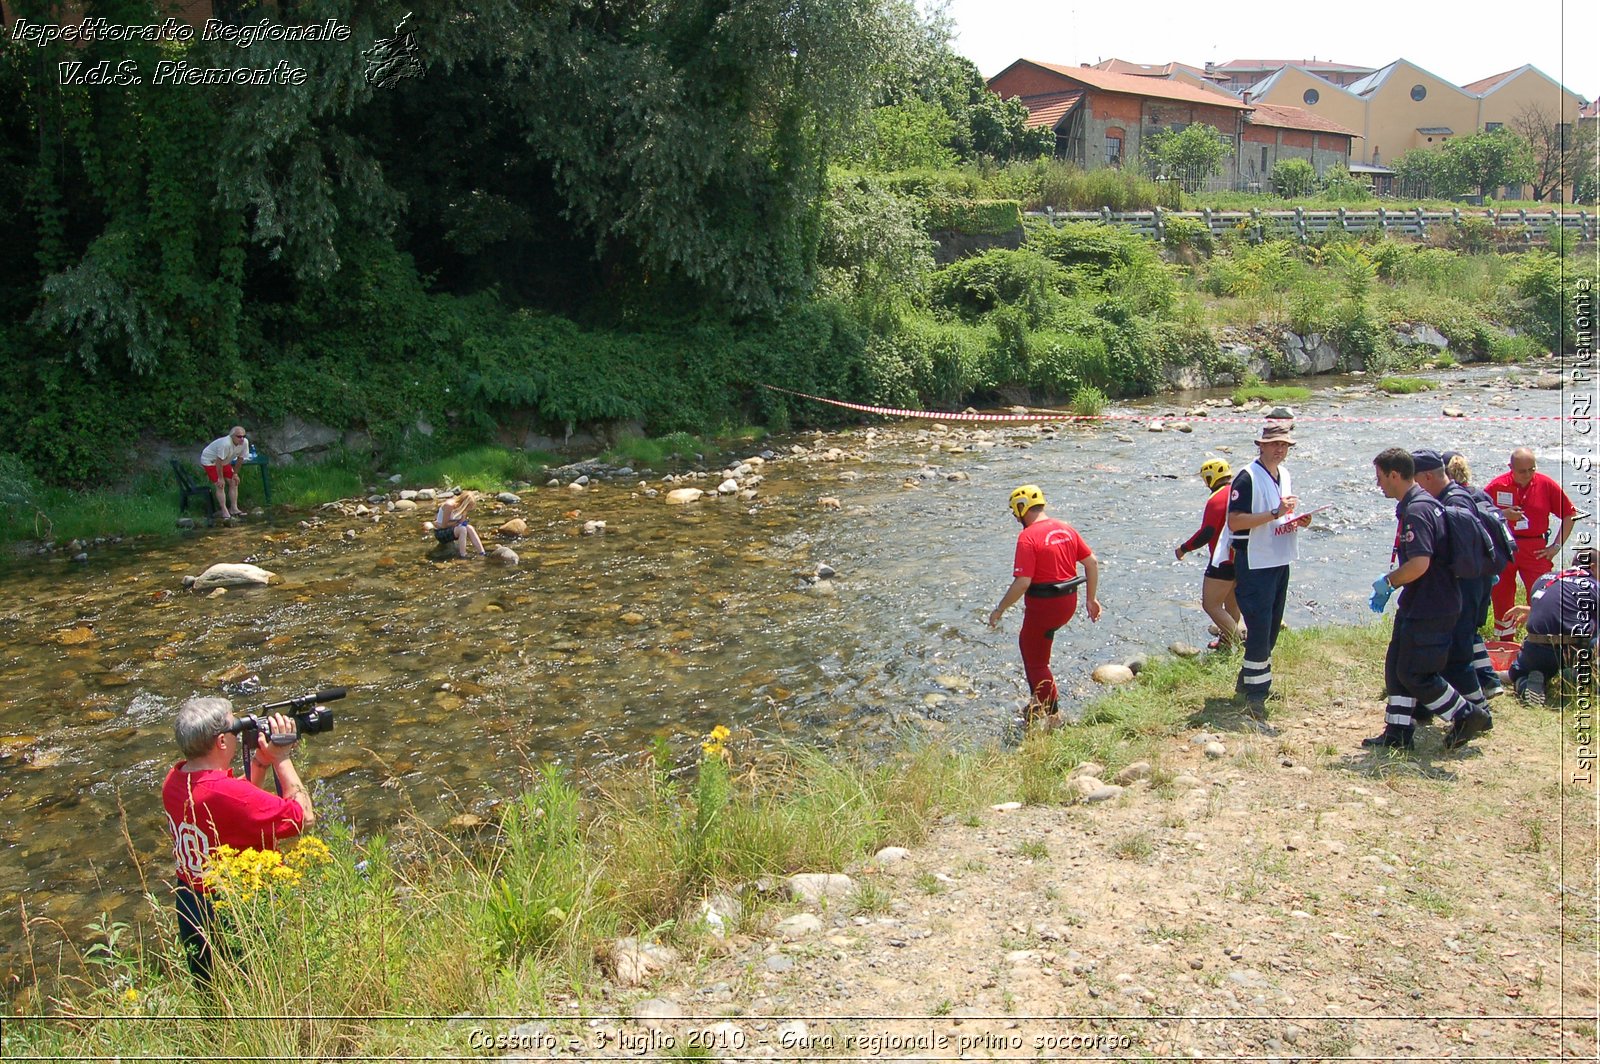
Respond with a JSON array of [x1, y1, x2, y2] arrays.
[[1255, 421, 1296, 446]]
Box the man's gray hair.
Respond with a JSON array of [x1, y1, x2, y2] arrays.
[[175, 696, 233, 758]]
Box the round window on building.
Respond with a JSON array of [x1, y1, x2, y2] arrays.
[[1303, 88, 1320, 105], [1410, 84, 1427, 101]]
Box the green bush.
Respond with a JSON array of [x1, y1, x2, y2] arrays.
[[1271, 159, 1317, 198], [930, 248, 1069, 325], [1162, 216, 1214, 257], [925, 198, 1023, 236]]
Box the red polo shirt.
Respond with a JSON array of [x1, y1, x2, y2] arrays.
[[1482, 470, 1575, 544]]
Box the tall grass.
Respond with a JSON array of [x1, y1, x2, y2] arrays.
[[8, 625, 1397, 1056]]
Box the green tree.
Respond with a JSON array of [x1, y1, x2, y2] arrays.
[[1392, 148, 1457, 199], [1441, 129, 1535, 198], [1141, 124, 1229, 193]]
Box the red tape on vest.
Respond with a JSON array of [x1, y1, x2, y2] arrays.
[[758, 383, 1572, 423]]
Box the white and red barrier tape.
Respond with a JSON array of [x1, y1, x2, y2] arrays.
[[758, 383, 1576, 424]]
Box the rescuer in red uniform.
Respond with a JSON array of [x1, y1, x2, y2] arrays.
[[988, 484, 1102, 729], [1176, 458, 1241, 649], [1483, 448, 1577, 638]]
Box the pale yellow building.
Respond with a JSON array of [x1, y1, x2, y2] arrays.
[[1251, 57, 1583, 180], [1467, 65, 1583, 134], [1247, 66, 1370, 161]]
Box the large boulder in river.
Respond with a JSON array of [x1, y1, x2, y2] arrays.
[[665, 488, 704, 505], [189, 563, 277, 590]]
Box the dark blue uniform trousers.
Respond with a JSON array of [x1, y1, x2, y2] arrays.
[[1235, 562, 1290, 698]]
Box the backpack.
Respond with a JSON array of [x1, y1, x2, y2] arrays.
[[1444, 483, 1515, 572], [1420, 491, 1495, 581]]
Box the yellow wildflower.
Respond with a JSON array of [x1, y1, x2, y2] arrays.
[[700, 724, 732, 763], [122, 987, 139, 1004]]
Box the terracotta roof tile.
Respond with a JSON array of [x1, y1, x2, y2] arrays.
[[1245, 102, 1357, 137], [1462, 67, 1522, 94], [1012, 60, 1250, 109], [1016, 90, 1084, 129]]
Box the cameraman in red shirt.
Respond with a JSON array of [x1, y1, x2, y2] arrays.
[[162, 696, 315, 981]]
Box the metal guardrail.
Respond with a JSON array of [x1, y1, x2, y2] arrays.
[[1027, 206, 1597, 244]]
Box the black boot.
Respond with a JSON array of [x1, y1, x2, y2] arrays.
[[1443, 705, 1493, 750], [1361, 724, 1415, 750]]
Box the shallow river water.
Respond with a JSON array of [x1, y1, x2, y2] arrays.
[[0, 362, 1587, 986]]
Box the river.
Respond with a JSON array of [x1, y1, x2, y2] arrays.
[[0, 362, 1586, 988]]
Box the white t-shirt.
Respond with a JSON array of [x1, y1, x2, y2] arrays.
[[201, 435, 249, 467]]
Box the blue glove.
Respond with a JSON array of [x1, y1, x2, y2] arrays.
[[1370, 574, 1395, 613]]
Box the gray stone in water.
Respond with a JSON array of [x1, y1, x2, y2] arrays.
[[496, 492, 521, 504], [1267, 406, 1296, 420]]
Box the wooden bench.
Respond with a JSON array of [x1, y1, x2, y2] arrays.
[[170, 459, 217, 516]]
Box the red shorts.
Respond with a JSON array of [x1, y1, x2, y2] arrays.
[[203, 464, 238, 484]]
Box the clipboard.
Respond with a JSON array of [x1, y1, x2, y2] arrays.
[[1271, 504, 1330, 533]]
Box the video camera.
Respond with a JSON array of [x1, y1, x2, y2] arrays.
[[229, 688, 344, 777]]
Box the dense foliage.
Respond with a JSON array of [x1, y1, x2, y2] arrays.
[[0, 0, 1587, 493]]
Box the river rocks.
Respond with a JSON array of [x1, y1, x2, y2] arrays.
[[415, 488, 436, 502], [1083, 783, 1123, 803], [54, 626, 95, 645], [1113, 761, 1152, 785], [1204, 741, 1227, 759], [717, 478, 739, 494], [1284, 331, 1340, 374], [1442, 406, 1466, 418], [873, 846, 911, 866], [488, 546, 519, 566], [498, 518, 528, 538], [1091, 663, 1135, 685], [775, 913, 823, 940], [698, 892, 740, 937], [496, 492, 521, 504], [582, 520, 606, 535], [598, 938, 679, 987], [1394, 322, 1449, 350], [391, 499, 418, 513], [817, 496, 841, 510], [189, 563, 276, 590], [176, 517, 195, 530], [788, 873, 853, 905], [1169, 642, 1201, 658], [1122, 654, 1149, 675], [666, 488, 704, 505]]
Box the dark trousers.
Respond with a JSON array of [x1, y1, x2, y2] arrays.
[[1384, 613, 1471, 729], [1235, 562, 1289, 698], [1446, 578, 1489, 702], [1509, 641, 1593, 684], [176, 885, 228, 983]]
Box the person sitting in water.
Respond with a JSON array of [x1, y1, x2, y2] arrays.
[[433, 491, 487, 559]]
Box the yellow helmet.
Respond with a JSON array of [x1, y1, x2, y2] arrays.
[[1199, 459, 1233, 490], [1008, 484, 1047, 519]]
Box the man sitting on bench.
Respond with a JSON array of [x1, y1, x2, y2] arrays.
[[200, 426, 251, 521]]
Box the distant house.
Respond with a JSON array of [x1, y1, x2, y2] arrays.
[[988, 59, 1352, 191], [989, 59, 1254, 187], [1209, 58, 1376, 93], [1241, 103, 1359, 187]]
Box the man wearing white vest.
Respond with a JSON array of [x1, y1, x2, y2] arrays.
[[1214, 421, 1309, 719]]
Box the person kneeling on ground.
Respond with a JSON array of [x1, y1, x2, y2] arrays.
[[162, 696, 315, 982], [1501, 547, 1598, 705], [434, 491, 487, 559]]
